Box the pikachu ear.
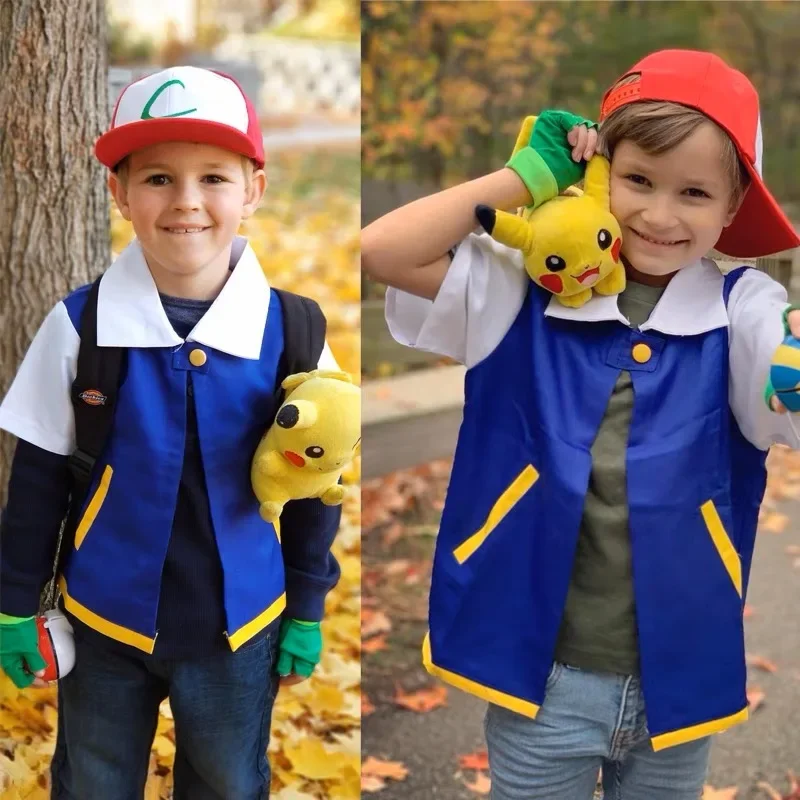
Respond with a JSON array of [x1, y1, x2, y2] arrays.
[[583, 156, 611, 209], [476, 205, 531, 252], [282, 372, 312, 392], [312, 369, 353, 384], [511, 116, 537, 158]]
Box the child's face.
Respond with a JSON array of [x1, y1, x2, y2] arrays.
[[108, 142, 265, 291], [609, 122, 742, 278]]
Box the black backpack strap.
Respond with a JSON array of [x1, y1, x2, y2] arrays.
[[272, 289, 327, 392], [64, 276, 126, 536]]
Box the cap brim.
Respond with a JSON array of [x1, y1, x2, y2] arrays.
[[715, 158, 799, 258], [95, 118, 264, 169]]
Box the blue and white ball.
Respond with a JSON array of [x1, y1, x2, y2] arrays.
[[770, 336, 800, 412]]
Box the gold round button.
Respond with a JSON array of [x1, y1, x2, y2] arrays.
[[189, 348, 207, 367], [632, 343, 652, 364]]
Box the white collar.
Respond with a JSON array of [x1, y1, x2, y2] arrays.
[[543, 258, 729, 335], [97, 236, 271, 359]]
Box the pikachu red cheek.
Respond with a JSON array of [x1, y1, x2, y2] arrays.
[[612, 238, 622, 263], [539, 274, 564, 294], [284, 450, 306, 467]]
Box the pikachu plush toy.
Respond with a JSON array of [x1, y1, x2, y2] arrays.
[[475, 115, 626, 308], [251, 370, 361, 523]]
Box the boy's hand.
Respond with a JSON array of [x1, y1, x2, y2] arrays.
[[767, 307, 800, 414], [277, 618, 322, 685], [506, 110, 598, 209], [0, 616, 48, 689]]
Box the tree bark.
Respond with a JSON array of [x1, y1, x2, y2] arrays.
[[0, 0, 109, 503]]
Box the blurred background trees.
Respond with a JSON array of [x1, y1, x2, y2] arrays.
[[363, 0, 800, 200]]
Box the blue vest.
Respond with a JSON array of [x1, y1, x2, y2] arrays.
[[57, 284, 285, 654], [424, 269, 767, 751]]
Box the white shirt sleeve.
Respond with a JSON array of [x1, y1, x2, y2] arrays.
[[384, 232, 529, 369], [727, 268, 800, 450], [316, 340, 340, 371], [0, 302, 79, 456]]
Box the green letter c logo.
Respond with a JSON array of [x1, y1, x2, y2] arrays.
[[141, 79, 198, 120]]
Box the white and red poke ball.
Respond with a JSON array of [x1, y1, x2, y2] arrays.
[[35, 610, 75, 682]]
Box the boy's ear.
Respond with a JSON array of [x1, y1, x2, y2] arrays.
[[107, 172, 131, 220], [724, 185, 748, 228], [242, 169, 267, 219]]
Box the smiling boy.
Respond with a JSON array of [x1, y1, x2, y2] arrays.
[[0, 66, 342, 799], [363, 50, 800, 798]]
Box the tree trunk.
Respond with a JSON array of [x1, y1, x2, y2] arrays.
[[0, 0, 109, 504]]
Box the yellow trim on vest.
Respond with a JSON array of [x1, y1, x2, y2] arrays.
[[75, 465, 113, 550], [650, 706, 749, 751], [58, 577, 156, 654], [274, 517, 281, 543], [422, 631, 540, 718], [700, 500, 742, 596], [453, 464, 539, 564], [226, 592, 286, 651]]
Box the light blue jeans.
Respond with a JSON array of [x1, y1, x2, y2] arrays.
[[485, 663, 711, 800]]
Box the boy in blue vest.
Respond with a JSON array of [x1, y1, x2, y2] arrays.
[[0, 66, 343, 799], [363, 50, 800, 799]]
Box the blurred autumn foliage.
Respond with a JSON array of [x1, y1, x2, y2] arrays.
[[0, 148, 361, 800], [362, 0, 800, 204]]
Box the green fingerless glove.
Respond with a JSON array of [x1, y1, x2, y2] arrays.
[[0, 616, 46, 689], [277, 619, 322, 679], [506, 110, 598, 209]]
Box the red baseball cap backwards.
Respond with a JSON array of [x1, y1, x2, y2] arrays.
[[95, 66, 265, 170], [599, 49, 799, 258]]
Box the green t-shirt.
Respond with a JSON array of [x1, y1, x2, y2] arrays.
[[553, 279, 666, 676]]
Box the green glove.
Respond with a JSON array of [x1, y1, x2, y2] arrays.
[[506, 110, 598, 209], [277, 619, 322, 678], [765, 304, 800, 411], [0, 615, 46, 689]]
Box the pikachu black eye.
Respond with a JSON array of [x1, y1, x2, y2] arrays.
[[277, 405, 299, 428], [597, 229, 612, 250], [305, 446, 324, 458], [545, 255, 566, 272]]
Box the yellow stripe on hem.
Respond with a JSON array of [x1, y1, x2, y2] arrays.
[[58, 577, 156, 654], [422, 632, 539, 718], [700, 500, 742, 596], [651, 707, 749, 751], [227, 592, 286, 651], [75, 465, 113, 550], [453, 464, 539, 564]]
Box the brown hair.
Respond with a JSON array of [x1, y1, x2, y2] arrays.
[[597, 76, 750, 207]]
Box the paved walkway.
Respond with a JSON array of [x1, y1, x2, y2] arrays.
[[362, 366, 800, 798]]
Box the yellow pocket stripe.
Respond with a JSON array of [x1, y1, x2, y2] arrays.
[[75, 465, 113, 550], [422, 632, 539, 718], [226, 592, 286, 651], [700, 500, 742, 597], [453, 464, 539, 564], [58, 577, 156, 654], [651, 706, 748, 751]]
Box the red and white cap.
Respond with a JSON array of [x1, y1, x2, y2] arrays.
[[95, 66, 264, 170], [600, 49, 799, 258]]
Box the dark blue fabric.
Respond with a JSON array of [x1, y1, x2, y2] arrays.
[[50, 620, 280, 799], [0, 291, 340, 659]]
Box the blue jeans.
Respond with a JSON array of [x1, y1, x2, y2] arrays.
[[50, 624, 280, 800], [485, 663, 711, 800]]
